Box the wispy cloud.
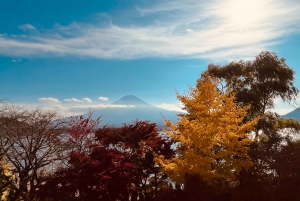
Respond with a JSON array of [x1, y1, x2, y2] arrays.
[[268, 95, 300, 115], [83, 98, 92, 102], [0, 0, 299, 60], [15, 100, 135, 117], [47, 103, 135, 116], [155, 103, 185, 112], [71, 104, 134, 110], [98, 97, 109, 101], [35, 96, 134, 116], [186, 29, 193, 33], [64, 98, 83, 103], [64, 97, 93, 103], [18, 24, 37, 31], [39, 97, 60, 103]]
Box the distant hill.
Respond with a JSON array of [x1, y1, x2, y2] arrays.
[[282, 108, 300, 121], [84, 95, 179, 127], [112, 95, 151, 106]]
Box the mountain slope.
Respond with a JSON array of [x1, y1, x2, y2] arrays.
[[112, 95, 151, 106], [85, 95, 178, 127], [282, 108, 300, 121]]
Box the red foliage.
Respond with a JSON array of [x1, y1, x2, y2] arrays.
[[35, 145, 135, 201], [68, 113, 100, 139], [96, 120, 172, 157], [95, 121, 174, 199], [69, 112, 100, 139], [66, 112, 101, 153], [35, 119, 173, 200]]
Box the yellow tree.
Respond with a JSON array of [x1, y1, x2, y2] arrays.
[[0, 156, 12, 201], [156, 75, 258, 185]]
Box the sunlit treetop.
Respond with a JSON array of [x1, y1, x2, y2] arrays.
[[156, 76, 258, 185]]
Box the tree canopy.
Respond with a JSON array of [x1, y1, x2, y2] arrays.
[[156, 76, 258, 185], [205, 51, 298, 120]]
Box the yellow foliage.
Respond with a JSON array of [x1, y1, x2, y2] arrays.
[[0, 159, 12, 201], [155, 76, 258, 185]]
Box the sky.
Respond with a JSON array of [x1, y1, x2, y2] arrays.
[[1, 0, 300, 117]]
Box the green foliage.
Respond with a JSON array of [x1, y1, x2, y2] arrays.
[[206, 52, 300, 201], [205, 51, 298, 120]]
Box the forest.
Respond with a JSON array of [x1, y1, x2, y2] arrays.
[[1, 51, 300, 201]]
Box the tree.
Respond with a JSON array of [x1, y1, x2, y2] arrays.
[[205, 51, 298, 121], [96, 120, 174, 200], [205, 51, 300, 200], [0, 151, 13, 201], [272, 140, 300, 201], [56, 112, 101, 167], [155, 76, 258, 186], [232, 113, 300, 201], [35, 114, 136, 201], [37, 117, 174, 201], [0, 104, 65, 201], [35, 145, 135, 201]]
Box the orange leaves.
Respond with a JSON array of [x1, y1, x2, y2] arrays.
[[156, 75, 258, 185]]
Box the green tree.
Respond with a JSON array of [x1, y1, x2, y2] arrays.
[[205, 51, 300, 200], [232, 113, 300, 201], [205, 51, 298, 121]]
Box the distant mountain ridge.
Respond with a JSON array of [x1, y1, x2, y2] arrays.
[[84, 95, 178, 127], [112, 95, 151, 106], [282, 108, 300, 121]]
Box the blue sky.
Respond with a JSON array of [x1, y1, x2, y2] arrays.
[[1, 0, 300, 116]]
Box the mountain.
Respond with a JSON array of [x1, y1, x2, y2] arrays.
[[85, 95, 179, 127], [282, 108, 300, 121], [112, 95, 151, 106]]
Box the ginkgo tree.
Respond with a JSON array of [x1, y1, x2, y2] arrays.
[[155, 75, 258, 185]]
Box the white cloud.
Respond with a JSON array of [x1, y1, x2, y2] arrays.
[[11, 59, 22, 63], [64, 98, 83, 103], [269, 96, 300, 115], [12, 102, 79, 117], [68, 104, 135, 113], [19, 24, 37, 31], [155, 103, 185, 112], [43, 97, 93, 103], [0, 0, 299, 60], [11, 101, 135, 117], [270, 108, 294, 115], [98, 97, 109, 101], [72, 104, 134, 109], [38, 97, 60, 103], [83, 98, 92, 102]]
